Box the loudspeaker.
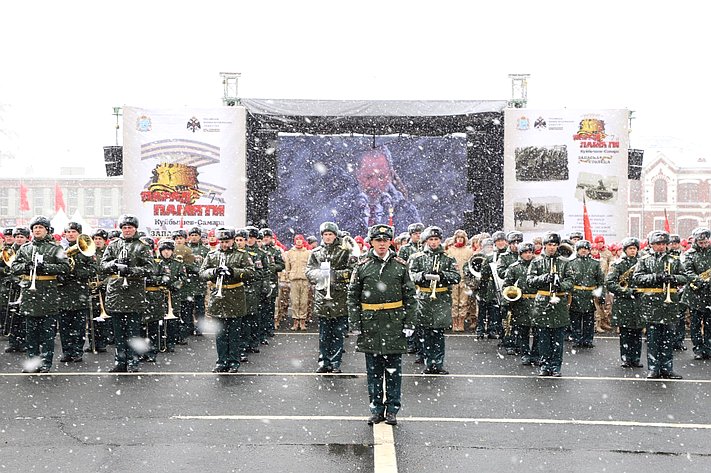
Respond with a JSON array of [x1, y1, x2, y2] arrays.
[[103, 146, 123, 177], [628, 149, 644, 180]]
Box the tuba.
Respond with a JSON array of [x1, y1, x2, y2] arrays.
[[2, 247, 15, 267], [174, 244, 195, 265]]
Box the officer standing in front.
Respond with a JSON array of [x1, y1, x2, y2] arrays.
[[408, 226, 461, 374], [11, 216, 70, 373], [633, 230, 687, 379], [348, 224, 417, 426], [567, 240, 605, 348], [306, 222, 355, 373], [681, 227, 711, 360], [100, 214, 155, 373]]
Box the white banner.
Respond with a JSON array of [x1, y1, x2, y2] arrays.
[[122, 106, 246, 238], [503, 109, 629, 242]]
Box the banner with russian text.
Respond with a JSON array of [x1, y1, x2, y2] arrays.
[[122, 106, 246, 238], [503, 109, 629, 243]]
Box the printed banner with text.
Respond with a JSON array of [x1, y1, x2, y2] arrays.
[[123, 106, 246, 238], [503, 109, 629, 242]]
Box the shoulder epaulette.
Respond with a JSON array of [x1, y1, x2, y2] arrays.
[[357, 255, 370, 265], [409, 251, 424, 259], [394, 256, 408, 265], [639, 253, 651, 260], [236, 248, 247, 253], [669, 254, 680, 260]]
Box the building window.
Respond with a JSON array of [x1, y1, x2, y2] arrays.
[[102, 188, 113, 217], [653, 179, 668, 203], [678, 182, 699, 203], [33, 188, 46, 216], [678, 218, 699, 240], [653, 217, 667, 231], [628, 180, 642, 204], [629, 215, 641, 238], [0, 188, 8, 216]]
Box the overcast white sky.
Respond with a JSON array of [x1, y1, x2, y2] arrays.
[[0, 1, 705, 176]]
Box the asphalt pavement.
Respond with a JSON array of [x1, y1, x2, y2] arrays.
[[1, 328, 711, 473]]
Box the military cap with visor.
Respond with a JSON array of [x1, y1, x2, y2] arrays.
[[368, 224, 394, 241]]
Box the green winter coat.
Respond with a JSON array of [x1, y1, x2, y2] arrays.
[[633, 250, 687, 325], [496, 249, 518, 280], [606, 255, 643, 329], [502, 258, 535, 326], [567, 255, 605, 313], [397, 241, 424, 262], [681, 244, 711, 311], [144, 258, 168, 323], [11, 236, 70, 317], [58, 248, 97, 311], [306, 239, 355, 319], [245, 243, 271, 314], [262, 243, 285, 289], [347, 249, 417, 354], [200, 246, 254, 318], [479, 249, 507, 304], [408, 245, 461, 329], [187, 242, 210, 296], [100, 236, 156, 313], [526, 254, 573, 328]]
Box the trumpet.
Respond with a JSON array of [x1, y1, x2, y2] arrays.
[[28, 250, 40, 292], [118, 247, 129, 288], [160, 288, 178, 352], [2, 247, 15, 267], [66, 234, 96, 270], [215, 252, 226, 298], [548, 259, 560, 305], [430, 255, 441, 300], [321, 260, 333, 300], [664, 261, 673, 304]]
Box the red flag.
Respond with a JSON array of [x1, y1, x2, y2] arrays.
[[19, 184, 30, 212], [388, 206, 394, 230], [664, 209, 671, 233], [583, 197, 593, 242], [54, 184, 66, 213]]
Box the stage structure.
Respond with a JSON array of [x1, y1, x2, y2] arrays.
[[241, 99, 507, 240], [503, 109, 630, 241]]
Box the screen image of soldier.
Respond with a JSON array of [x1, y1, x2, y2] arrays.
[[306, 222, 355, 374], [100, 214, 156, 373], [408, 225, 460, 375], [633, 230, 687, 379], [11, 216, 70, 373], [199, 227, 254, 373], [348, 224, 417, 426]]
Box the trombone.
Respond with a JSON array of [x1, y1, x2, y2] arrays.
[[215, 252, 226, 298], [664, 261, 673, 304], [548, 259, 561, 305], [118, 247, 129, 288], [321, 260, 333, 300], [160, 288, 179, 352], [2, 281, 21, 337], [28, 249, 40, 291], [429, 255, 441, 300]]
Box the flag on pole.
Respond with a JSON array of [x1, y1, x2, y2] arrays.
[[583, 196, 593, 242], [54, 184, 66, 213], [19, 183, 30, 212], [664, 209, 671, 233]]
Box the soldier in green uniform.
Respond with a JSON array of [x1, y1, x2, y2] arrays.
[[140, 236, 166, 362], [200, 227, 254, 373], [170, 229, 193, 345], [408, 226, 461, 374], [58, 222, 97, 363], [187, 227, 209, 336], [526, 232, 573, 377], [502, 242, 538, 365], [156, 238, 187, 353], [681, 227, 711, 360], [668, 234, 689, 351], [100, 214, 156, 373], [606, 237, 644, 368], [348, 224, 417, 426], [477, 231, 508, 339], [497, 231, 523, 354], [11, 216, 70, 373], [260, 228, 285, 340], [3, 227, 28, 353], [633, 230, 687, 379], [243, 226, 271, 355], [306, 222, 355, 373], [567, 240, 605, 348], [87, 229, 112, 353]]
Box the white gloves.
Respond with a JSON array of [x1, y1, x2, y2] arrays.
[[351, 330, 362, 336], [402, 329, 414, 338]]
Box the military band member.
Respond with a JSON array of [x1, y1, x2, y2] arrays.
[[397, 222, 425, 261], [526, 232, 573, 377], [497, 230, 523, 353], [141, 236, 165, 363], [187, 227, 209, 336], [3, 227, 29, 353], [668, 233, 689, 351], [199, 227, 254, 373], [305, 222, 355, 373], [348, 224, 417, 426], [409, 226, 460, 374], [567, 240, 605, 348], [477, 231, 508, 339], [260, 228, 285, 339], [156, 238, 187, 353], [11, 216, 70, 373], [633, 230, 687, 379], [244, 226, 271, 354], [606, 237, 643, 368], [88, 229, 112, 352], [100, 214, 156, 373], [58, 222, 97, 363], [681, 227, 711, 360], [171, 229, 194, 345], [502, 242, 538, 364]]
